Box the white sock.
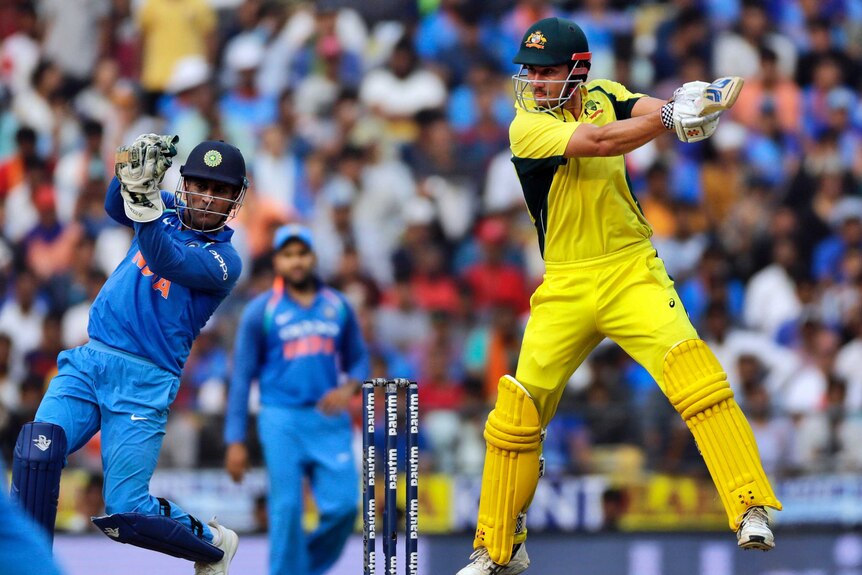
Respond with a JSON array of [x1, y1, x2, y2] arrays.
[[210, 526, 222, 546]]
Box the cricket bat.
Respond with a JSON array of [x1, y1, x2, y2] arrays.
[[701, 76, 744, 115]]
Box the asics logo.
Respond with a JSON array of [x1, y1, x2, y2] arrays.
[[33, 435, 52, 451], [130, 415, 148, 421], [104, 527, 120, 538]]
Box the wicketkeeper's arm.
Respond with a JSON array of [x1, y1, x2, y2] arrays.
[[105, 176, 137, 228], [135, 222, 242, 292]]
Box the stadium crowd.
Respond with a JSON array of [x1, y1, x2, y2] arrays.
[[1, 0, 861, 504]]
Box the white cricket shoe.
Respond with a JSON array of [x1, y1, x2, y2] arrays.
[[456, 544, 530, 575], [194, 519, 239, 574], [737, 506, 774, 551]]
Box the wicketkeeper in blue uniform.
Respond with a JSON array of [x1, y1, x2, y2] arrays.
[[10, 134, 248, 575], [224, 224, 370, 575]]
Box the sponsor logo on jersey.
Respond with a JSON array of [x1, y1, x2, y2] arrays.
[[208, 249, 229, 281]]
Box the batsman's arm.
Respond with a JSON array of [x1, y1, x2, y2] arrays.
[[630, 96, 667, 117], [564, 110, 667, 157], [135, 221, 242, 292], [224, 297, 267, 445]]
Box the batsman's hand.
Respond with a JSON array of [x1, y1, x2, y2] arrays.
[[225, 442, 249, 483], [115, 133, 179, 222], [664, 81, 725, 143]]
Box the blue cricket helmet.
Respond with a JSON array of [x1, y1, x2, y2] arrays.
[[180, 140, 248, 188]]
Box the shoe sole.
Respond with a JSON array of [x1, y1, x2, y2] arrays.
[[738, 535, 774, 551]]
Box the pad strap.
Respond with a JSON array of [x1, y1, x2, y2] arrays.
[[92, 512, 223, 563]]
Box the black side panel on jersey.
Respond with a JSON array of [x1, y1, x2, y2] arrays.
[[588, 86, 642, 121], [511, 155, 567, 257]]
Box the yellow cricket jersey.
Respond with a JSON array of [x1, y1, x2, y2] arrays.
[[510, 79, 652, 263]]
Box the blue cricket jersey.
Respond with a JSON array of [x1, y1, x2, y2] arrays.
[[224, 283, 370, 444], [88, 177, 242, 374]]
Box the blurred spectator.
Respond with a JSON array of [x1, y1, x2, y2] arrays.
[[461, 217, 529, 314], [0, 2, 40, 99], [482, 147, 524, 214], [0, 126, 38, 198], [702, 301, 798, 396], [795, 17, 859, 88], [744, 237, 803, 338], [463, 303, 523, 402], [739, 368, 798, 478], [813, 196, 862, 285], [359, 35, 447, 145], [0, 267, 48, 380], [220, 35, 276, 158], [136, 0, 216, 114], [11, 60, 64, 150], [406, 109, 475, 242], [375, 278, 431, 354], [835, 306, 862, 410], [796, 375, 862, 472], [38, 0, 110, 95], [651, 199, 708, 284], [53, 119, 107, 223], [803, 57, 849, 137], [64, 472, 105, 533], [713, 1, 796, 80], [733, 46, 801, 135]]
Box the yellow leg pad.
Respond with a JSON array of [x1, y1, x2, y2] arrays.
[[663, 339, 782, 530], [474, 375, 542, 565]]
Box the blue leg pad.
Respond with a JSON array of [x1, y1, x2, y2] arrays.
[[91, 513, 224, 563], [11, 422, 67, 543]]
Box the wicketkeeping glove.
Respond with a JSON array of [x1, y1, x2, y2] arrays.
[[115, 134, 179, 222]]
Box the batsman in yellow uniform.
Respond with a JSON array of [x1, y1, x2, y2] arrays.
[[457, 17, 781, 575]]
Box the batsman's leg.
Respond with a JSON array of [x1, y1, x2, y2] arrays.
[[663, 340, 781, 529], [465, 265, 603, 570], [603, 246, 780, 548]]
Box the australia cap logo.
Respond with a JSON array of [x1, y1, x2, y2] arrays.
[[204, 150, 223, 167], [525, 30, 547, 49]]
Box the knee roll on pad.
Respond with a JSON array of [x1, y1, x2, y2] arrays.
[[474, 375, 542, 565], [91, 512, 223, 563], [11, 421, 67, 543], [663, 339, 781, 529]]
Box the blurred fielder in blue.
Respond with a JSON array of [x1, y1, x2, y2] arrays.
[[224, 224, 370, 575], [10, 134, 248, 575]]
